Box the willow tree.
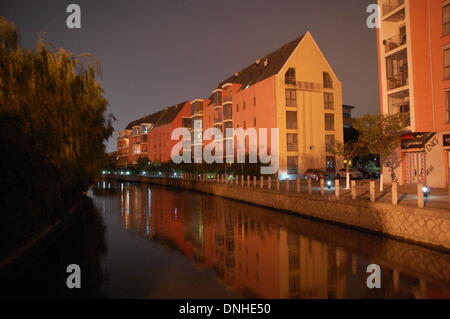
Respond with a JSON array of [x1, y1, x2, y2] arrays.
[[353, 114, 406, 191], [0, 17, 114, 254]]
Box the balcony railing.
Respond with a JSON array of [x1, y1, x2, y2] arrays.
[[223, 95, 232, 103], [387, 72, 408, 90], [286, 81, 322, 92], [382, 0, 404, 16], [384, 33, 407, 53]]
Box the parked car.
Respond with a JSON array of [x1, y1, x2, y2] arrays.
[[304, 169, 329, 181], [336, 168, 364, 179], [356, 167, 380, 179]]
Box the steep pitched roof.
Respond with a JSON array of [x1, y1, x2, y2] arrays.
[[125, 110, 166, 130], [216, 34, 305, 90], [153, 101, 188, 128]]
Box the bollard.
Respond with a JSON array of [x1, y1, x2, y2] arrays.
[[308, 179, 312, 194], [268, 176, 272, 190], [276, 178, 280, 191], [392, 182, 398, 205], [335, 179, 340, 198], [351, 180, 357, 200], [247, 176, 250, 187], [448, 183, 450, 209], [253, 176, 257, 187], [241, 175, 245, 187], [370, 181, 375, 202], [286, 179, 290, 192], [260, 176, 264, 189], [417, 183, 424, 208], [320, 179, 325, 196], [297, 178, 300, 192]]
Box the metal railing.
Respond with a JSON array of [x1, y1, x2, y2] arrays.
[[387, 72, 408, 90], [286, 81, 322, 92], [382, 0, 405, 16], [384, 33, 407, 53]]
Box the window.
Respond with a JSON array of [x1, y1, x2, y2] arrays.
[[286, 111, 298, 129], [253, 117, 256, 127], [445, 48, 450, 80], [212, 91, 222, 106], [443, 4, 450, 36], [286, 89, 297, 107], [285, 68, 296, 85], [287, 156, 298, 175], [447, 91, 450, 123], [323, 72, 333, 89], [141, 135, 148, 143], [324, 93, 334, 110], [253, 96, 256, 106], [243, 120, 246, 129], [236, 103, 239, 112], [326, 156, 336, 172], [243, 101, 246, 110], [325, 134, 335, 153], [386, 50, 408, 89], [287, 133, 298, 152], [325, 114, 335, 131]]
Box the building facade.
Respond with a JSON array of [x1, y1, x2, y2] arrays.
[[377, 0, 450, 188], [118, 32, 344, 178]]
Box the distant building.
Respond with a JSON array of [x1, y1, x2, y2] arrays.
[[342, 104, 355, 128], [118, 32, 344, 178], [376, 0, 450, 187]]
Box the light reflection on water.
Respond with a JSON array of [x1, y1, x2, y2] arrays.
[[92, 181, 450, 299]]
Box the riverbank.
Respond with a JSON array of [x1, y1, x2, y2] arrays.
[[0, 198, 86, 272], [111, 175, 450, 252]]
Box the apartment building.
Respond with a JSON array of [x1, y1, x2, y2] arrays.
[[118, 102, 190, 165], [183, 32, 344, 179], [377, 0, 450, 188], [118, 32, 344, 178]]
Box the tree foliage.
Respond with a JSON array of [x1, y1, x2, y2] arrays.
[[0, 17, 114, 255], [352, 114, 406, 165]]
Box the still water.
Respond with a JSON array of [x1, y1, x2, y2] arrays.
[[2, 181, 450, 298]]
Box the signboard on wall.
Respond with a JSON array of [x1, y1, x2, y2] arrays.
[[401, 132, 436, 150]]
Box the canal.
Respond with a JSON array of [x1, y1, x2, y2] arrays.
[[1, 181, 450, 298]]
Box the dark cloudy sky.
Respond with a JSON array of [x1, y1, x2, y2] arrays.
[[1, 0, 380, 152]]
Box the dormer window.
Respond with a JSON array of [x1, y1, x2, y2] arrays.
[[285, 68, 296, 85], [323, 72, 333, 89]]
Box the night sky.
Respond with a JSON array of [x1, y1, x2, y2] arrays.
[[1, 0, 379, 152]]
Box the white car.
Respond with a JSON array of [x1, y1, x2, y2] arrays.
[[337, 168, 364, 179]]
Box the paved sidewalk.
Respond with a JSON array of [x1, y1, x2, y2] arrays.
[[224, 178, 450, 211]]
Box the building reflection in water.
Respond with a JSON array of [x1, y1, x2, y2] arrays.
[[112, 182, 450, 299]]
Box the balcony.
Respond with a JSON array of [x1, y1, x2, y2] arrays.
[[384, 33, 407, 53], [387, 72, 408, 90], [444, 22, 450, 36], [286, 81, 322, 92], [223, 95, 233, 103], [382, 0, 404, 16]]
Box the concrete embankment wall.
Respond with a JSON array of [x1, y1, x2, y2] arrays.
[[112, 175, 450, 251]]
